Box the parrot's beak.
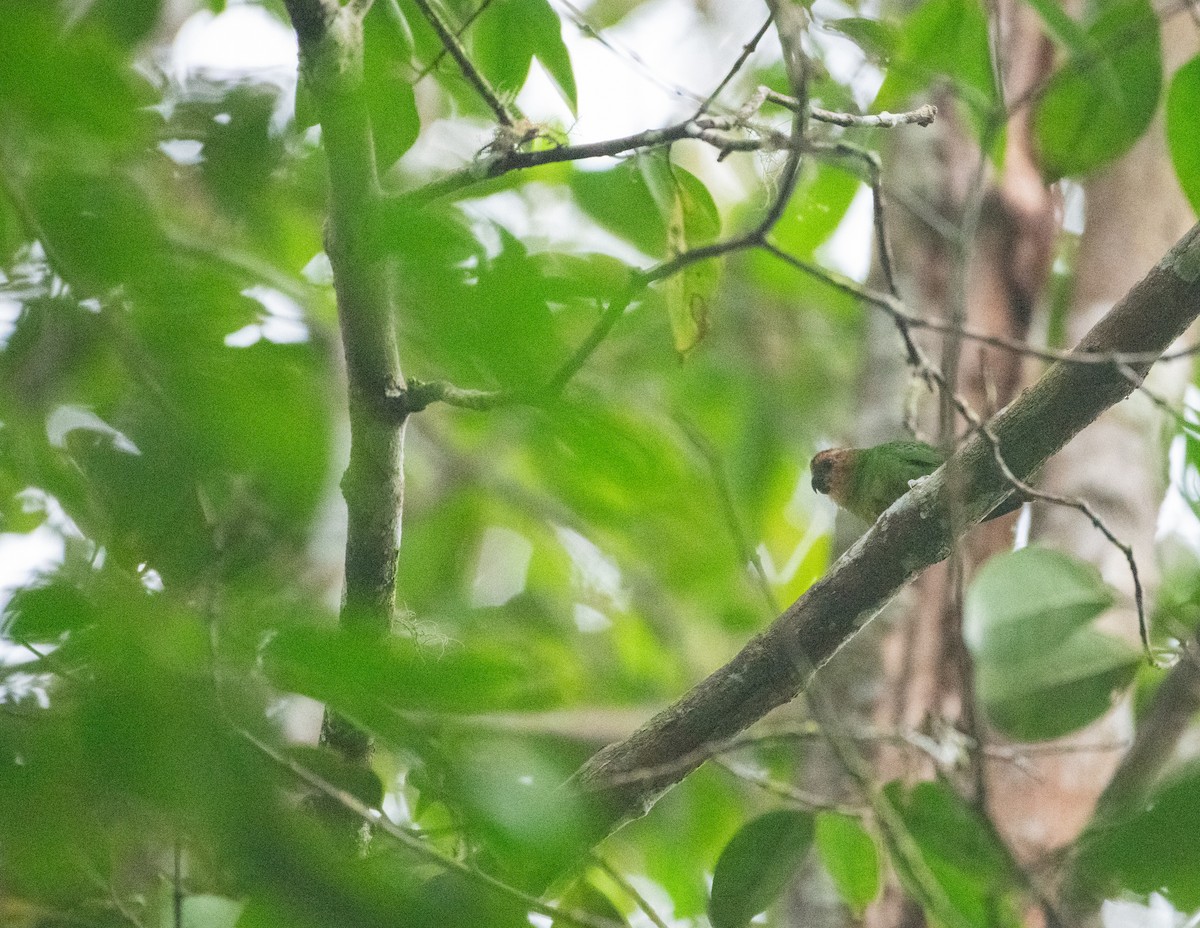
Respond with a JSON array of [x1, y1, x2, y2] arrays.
[[810, 451, 834, 495]]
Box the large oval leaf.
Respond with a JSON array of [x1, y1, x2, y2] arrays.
[[964, 546, 1114, 665], [1033, 0, 1161, 180], [815, 813, 880, 915], [965, 547, 1137, 740], [708, 809, 814, 928], [1075, 763, 1200, 909], [974, 628, 1139, 740], [1167, 54, 1200, 216]]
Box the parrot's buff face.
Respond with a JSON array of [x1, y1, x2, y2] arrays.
[[810, 449, 854, 505]]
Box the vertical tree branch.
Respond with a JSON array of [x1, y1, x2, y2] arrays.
[[283, 0, 406, 763]]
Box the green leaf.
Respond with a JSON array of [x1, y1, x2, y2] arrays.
[[708, 809, 815, 928], [552, 879, 629, 928], [963, 546, 1114, 665], [472, 0, 577, 113], [964, 547, 1138, 740], [874, 0, 997, 126], [3, 581, 97, 641], [885, 781, 1022, 928], [571, 162, 667, 256], [823, 17, 900, 64], [1167, 55, 1200, 216], [365, 0, 421, 167], [974, 628, 1139, 740], [261, 625, 562, 726], [285, 746, 385, 808], [815, 813, 880, 915], [1015, 0, 1088, 52], [761, 161, 860, 266], [1033, 0, 1161, 180], [1075, 763, 1200, 909], [638, 153, 721, 354], [524, 0, 577, 115]]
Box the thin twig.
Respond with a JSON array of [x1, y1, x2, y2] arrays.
[[714, 758, 867, 815], [767, 88, 938, 128], [413, 0, 498, 82], [694, 17, 775, 117], [590, 856, 672, 928], [757, 242, 1200, 367], [406, 0, 515, 126], [980, 419, 1154, 664], [680, 418, 780, 612]]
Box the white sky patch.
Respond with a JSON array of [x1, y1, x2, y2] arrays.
[[170, 4, 298, 81], [0, 527, 65, 616], [45, 405, 141, 454], [301, 252, 334, 285], [819, 182, 874, 281], [227, 286, 310, 347], [0, 298, 20, 349], [1101, 892, 1194, 928], [572, 602, 611, 633], [158, 138, 205, 165], [554, 526, 628, 609], [470, 526, 534, 607], [167, 3, 299, 135]]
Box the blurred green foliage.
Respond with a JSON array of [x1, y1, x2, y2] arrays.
[[0, 0, 1197, 927]]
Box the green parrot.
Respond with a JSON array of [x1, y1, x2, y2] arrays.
[[810, 440, 1022, 524]]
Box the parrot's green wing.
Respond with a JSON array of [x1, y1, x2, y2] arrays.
[[851, 441, 946, 521]]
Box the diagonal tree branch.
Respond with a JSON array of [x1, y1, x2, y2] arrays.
[[562, 222, 1200, 851]]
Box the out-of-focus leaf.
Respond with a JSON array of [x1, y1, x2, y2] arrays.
[[30, 169, 167, 296], [974, 629, 1139, 740], [552, 878, 629, 928], [410, 871, 530, 928], [472, 0, 577, 113], [874, 0, 997, 126], [570, 162, 668, 256], [1015, 0, 1087, 52], [0, 3, 150, 143], [1167, 55, 1200, 216], [365, 0, 421, 168], [885, 780, 1022, 928], [285, 746, 384, 808], [815, 813, 880, 915], [1033, 0, 1160, 180], [261, 625, 563, 724], [824, 17, 900, 64], [75, 0, 163, 49], [199, 85, 285, 220], [964, 546, 1114, 665], [396, 226, 564, 388], [1075, 763, 1200, 909], [2, 581, 97, 641], [965, 547, 1137, 740], [708, 809, 815, 928], [442, 738, 592, 887]]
